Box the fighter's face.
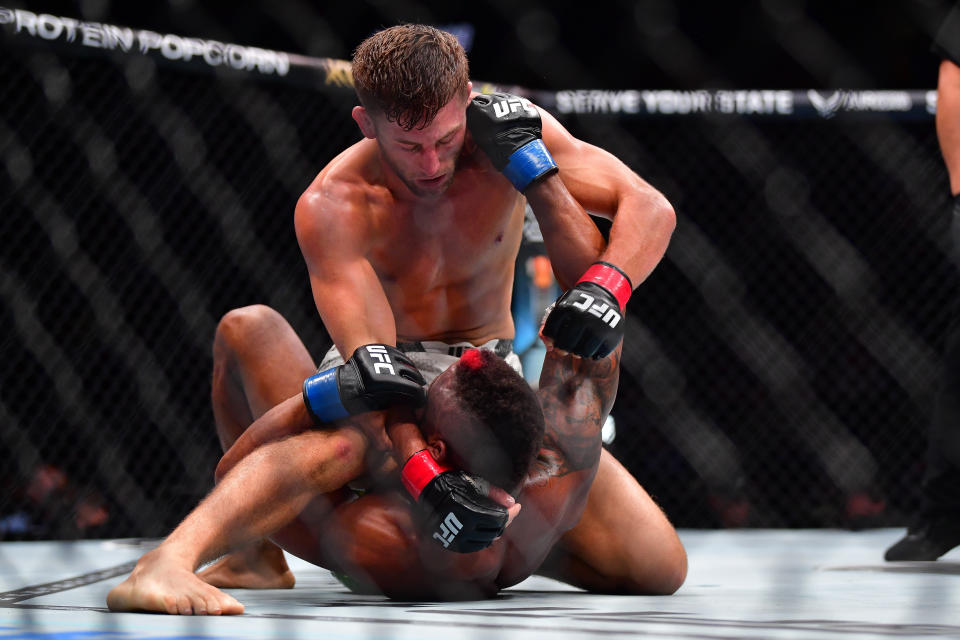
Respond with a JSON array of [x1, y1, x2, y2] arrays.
[[421, 363, 473, 466], [422, 364, 461, 432], [370, 95, 469, 198]]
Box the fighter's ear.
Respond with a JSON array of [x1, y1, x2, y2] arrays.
[[352, 106, 376, 139], [426, 436, 448, 464]]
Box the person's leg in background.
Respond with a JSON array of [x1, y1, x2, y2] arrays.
[[886, 195, 960, 560]]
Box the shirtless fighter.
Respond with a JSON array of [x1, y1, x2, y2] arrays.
[[131, 23, 675, 596], [280, 24, 677, 586], [186, 23, 676, 589], [107, 339, 685, 613]]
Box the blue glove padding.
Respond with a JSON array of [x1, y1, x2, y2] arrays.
[[302, 344, 426, 423], [467, 92, 558, 192]]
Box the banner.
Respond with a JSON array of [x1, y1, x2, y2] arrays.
[[0, 7, 936, 118]]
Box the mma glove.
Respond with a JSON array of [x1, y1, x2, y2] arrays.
[[302, 344, 426, 422], [467, 91, 558, 192], [402, 450, 508, 553], [542, 262, 633, 359]]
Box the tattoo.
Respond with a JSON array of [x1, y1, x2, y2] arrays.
[[534, 347, 621, 478]]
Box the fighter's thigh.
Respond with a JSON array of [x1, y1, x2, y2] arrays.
[[214, 304, 317, 418], [547, 448, 687, 594]]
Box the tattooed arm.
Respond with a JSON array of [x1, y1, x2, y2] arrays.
[[535, 345, 621, 476], [495, 345, 622, 587]]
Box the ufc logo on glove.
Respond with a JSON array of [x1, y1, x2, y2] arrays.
[[433, 512, 464, 548], [572, 293, 622, 328], [365, 344, 395, 376], [492, 97, 537, 119]]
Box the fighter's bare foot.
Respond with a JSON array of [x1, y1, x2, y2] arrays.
[[107, 549, 244, 615], [198, 540, 295, 590]]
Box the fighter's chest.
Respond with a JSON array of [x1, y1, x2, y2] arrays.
[[371, 188, 522, 280]]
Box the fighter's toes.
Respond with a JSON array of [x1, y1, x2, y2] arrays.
[[192, 595, 209, 616], [161, 594, 178, 615], [176, 594, 194, 615], [198, 583, 244, 615], [216, 592, 244, 615]]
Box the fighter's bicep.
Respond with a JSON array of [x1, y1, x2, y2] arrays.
[[295, 182, 373, 275], [539, 109, 645, 218], [294, 184, 396, 349]]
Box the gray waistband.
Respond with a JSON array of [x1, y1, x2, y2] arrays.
[[396, 338, 513, 359]]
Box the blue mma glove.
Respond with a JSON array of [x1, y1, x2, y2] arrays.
[[302, 344, 426, 422]]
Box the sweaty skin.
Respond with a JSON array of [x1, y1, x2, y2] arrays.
[[106, 340, 686, 611], [293, 90, 679, 591], [108, 88, 678, 611], [295, 88, 675, 360]]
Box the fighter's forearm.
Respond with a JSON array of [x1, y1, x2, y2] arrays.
[[166, 427, 366, 570], [937, 60, 960, 194], [216, 395, 316, 482], [347, 410, 428, 464], [524, 175, 606, 290], [386, 410, 428, 461], [536, 346, 621, 472], [525, 174, 675, 291], [313, 287, 398, 361]]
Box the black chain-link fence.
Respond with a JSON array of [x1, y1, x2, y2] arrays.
[[598, 115, 952, 528], [0, 22, 953, 538]]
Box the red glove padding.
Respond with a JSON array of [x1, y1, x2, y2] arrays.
[[542, 262, 632, 359], [401, 451, 508, 553]]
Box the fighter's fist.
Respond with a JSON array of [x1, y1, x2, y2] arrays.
[[402, 451, 508, 553], [467, 92, 558, 191], [302, 344, 426, 423], [542, 262, 633, 359]]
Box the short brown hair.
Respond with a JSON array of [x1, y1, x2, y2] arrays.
[[352, 24, 470, 130]]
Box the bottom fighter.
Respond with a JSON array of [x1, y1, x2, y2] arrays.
[[106, 308, 685, 613]]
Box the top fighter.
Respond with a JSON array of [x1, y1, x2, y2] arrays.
[[172, 23, 677, 592], [290, 23, 677, 579]]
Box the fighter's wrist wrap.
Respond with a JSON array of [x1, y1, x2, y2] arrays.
[[502, 139, 558, 192], [302, 367, 349, 422], [401, 450, 451, 500], [402, 450, 507, 553], [301, 343, 426, 424], [578, 261, 633, 309]]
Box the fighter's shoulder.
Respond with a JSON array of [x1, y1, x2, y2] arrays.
[[535, 102, 583, 153], [296, 141, 383, 229]]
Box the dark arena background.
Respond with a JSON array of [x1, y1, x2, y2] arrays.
[[0, 0, 956, 541]]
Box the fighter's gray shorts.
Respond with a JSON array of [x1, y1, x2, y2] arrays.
[[318, 338, 522, 383]]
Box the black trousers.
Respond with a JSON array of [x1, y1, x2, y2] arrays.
[[922, 194, 960, 517]]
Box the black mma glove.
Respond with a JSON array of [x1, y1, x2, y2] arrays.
[[302, 344, 426, 422], [542, 262, 633, 359], [467, 91, 558, 192], [402, 450, 508, 553]]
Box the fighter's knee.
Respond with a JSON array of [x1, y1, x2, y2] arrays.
[[630, 533, 687, 595], [214, 305, 284, 359], [216, 305, 281, 343], [606, 531, 687, 595], [653, 540, 688, 595]]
